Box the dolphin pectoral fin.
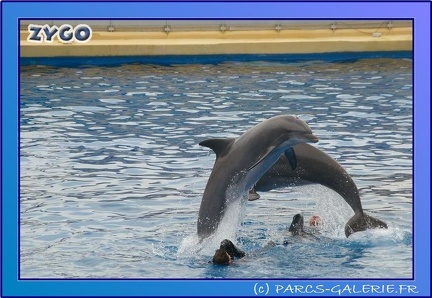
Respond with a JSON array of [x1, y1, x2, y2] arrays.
[[248, 146, 276, 170], [344, 213, 388, 237], [199, 138, 236, 158], [284, 147, 298, 170], [248, 188, 260, 201]]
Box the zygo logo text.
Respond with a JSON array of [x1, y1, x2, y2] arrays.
[[27, 24, 92, 43]]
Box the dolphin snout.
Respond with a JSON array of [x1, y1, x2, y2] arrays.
[[297, 132, 318, 143], [290, 117, 318, 143], [307, 133, 319, 143]]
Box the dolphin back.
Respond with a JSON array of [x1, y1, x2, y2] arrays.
[[345, 212, 388, 237]]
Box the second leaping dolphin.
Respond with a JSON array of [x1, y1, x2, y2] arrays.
[[254, 143, 388, 237], [197, 115, 319, 239]]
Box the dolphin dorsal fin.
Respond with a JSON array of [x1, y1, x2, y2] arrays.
[[199, 138, 236, 158]]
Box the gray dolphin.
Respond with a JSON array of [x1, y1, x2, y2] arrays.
[[197, 115, 319, 239], [254, 143, 388, 237]]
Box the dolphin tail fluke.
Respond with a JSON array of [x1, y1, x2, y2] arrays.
[[345, 212, 388, 237], [364, 213, 388, 230]]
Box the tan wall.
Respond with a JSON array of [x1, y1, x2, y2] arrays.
[[20, 27, 412, 57]]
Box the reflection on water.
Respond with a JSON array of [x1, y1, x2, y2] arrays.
[[20, 57, 412, 278]]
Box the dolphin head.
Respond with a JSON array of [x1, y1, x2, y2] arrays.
[[288, 213, 305, 235], [212, 249, 231, 265], [279, 115, 319, 144], [212, 239, 246, 265], [220, 239, 246, 258], [241, 115, 319, 191]]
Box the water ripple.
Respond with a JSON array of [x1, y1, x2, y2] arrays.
[[20, 57, 412, 278]]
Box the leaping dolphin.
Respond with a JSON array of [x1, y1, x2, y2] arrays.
[[197, 115, 319, 239], [253, 143, 388, 237]]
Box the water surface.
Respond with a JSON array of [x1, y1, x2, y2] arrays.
[[20, 56, 412, 278]]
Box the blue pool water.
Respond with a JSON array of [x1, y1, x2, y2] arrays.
[[20, 54, 412, 279]]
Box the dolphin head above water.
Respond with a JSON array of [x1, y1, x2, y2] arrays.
[[197, 115, 318, 239], [288, 213, 305, 235], [243, 115, 318, 172], [241, 115, 318, 146]]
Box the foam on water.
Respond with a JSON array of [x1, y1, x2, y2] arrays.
[[178, 189, 248, 258]]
